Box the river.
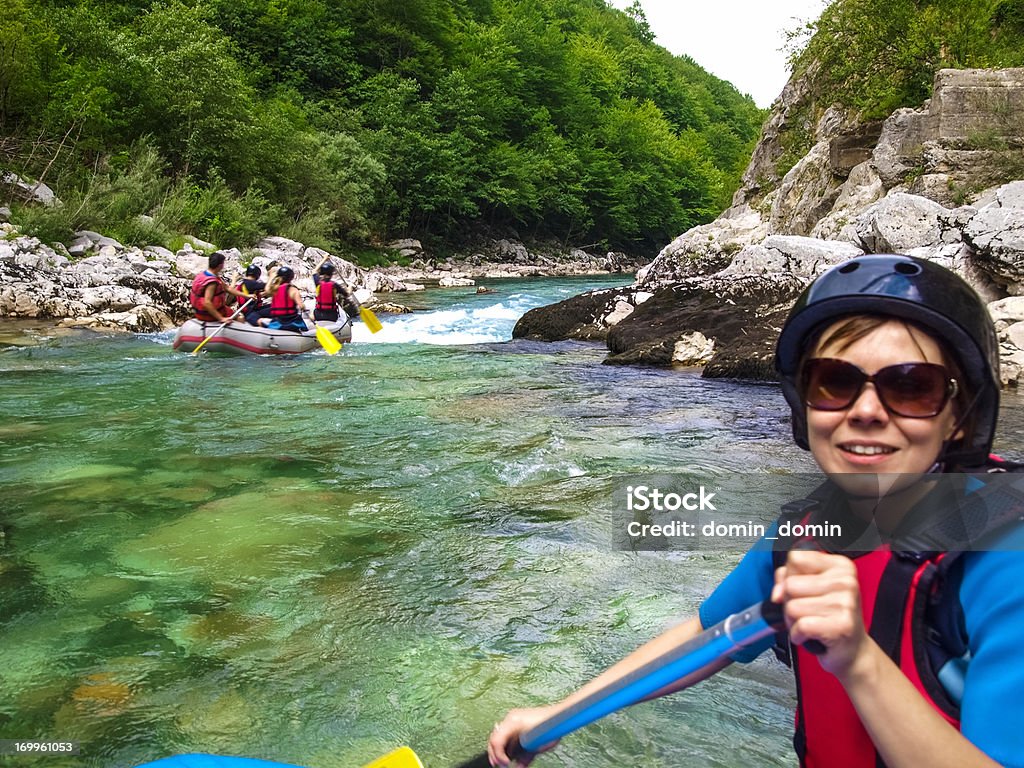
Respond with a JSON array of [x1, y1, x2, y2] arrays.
[[2, 275, 1024, 768]]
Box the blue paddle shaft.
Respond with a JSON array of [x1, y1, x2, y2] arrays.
[[518, 599, 784, 752]]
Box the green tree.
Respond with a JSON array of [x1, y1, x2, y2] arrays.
[[0, 0, 57, 128]]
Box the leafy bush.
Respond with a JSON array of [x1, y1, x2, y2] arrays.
[[159, 174, 280, 249], [791, 0, 1024, 118]]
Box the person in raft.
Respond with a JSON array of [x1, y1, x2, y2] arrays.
[[258, 266, 307, 332], [489, 254, 1024, 767], [234, 264, 270, 325], [189, 251, 250, 324], [312, 259, 362, 323]]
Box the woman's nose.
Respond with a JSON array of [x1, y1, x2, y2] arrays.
[[847, 382, 890, 424]]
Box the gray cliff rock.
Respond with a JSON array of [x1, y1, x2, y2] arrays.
[[519, 68, 1024, 384]]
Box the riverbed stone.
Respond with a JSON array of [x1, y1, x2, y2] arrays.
[[673, 332, 715, 366], [438, 276, 475, 287]]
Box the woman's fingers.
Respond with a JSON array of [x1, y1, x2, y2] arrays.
[[773, 549, 869, 674], [487, 708, 555, 766]]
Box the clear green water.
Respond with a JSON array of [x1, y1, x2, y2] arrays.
[[3, 276, 1023, 768]]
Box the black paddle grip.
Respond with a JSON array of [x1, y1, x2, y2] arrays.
[[455, 736, 531, 768]]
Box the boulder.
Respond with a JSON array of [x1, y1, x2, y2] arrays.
[[636, 206, 767, 286], [768, 140, 842, 236], [853, 193, 948, 253], [514, 288, 624, 342], [811, 161, 885, 241], [364, 271, 407, 293], [1, 171, 61, 207], [673, 332, 716, 366], [183, 235, 217, 252], [717, 236, 862, 280], [988, 296, 1024, 329], [174, 251, 208, 280], [58, 305, 176, 332], [387, 239, 423, 257]]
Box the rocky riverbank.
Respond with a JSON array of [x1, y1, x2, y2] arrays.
[[0, 208, 643, 333], [513, 68, 1024, 386]]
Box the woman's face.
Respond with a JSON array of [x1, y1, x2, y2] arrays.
[[806, 319, 961, 478]]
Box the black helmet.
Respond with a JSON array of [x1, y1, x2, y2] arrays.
[[319, 262, 335, 275], [245, 264, 262, 278], [775, 254, 999, 464], [277, 266, 294, 282]]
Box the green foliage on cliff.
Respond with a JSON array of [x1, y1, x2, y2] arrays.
[[791, 0, 1024, 119], [0, 0, 764, 251]]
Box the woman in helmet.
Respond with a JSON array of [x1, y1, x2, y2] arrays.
[[259, 266, 307, 332], [235, 264, 269, 325], [313, 261, 362, 322], [489, 255, 1024, 767]]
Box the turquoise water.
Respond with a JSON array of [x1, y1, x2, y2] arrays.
[[2, 276, 1023, 768]]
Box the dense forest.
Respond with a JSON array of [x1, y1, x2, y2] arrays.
[[0, 0, 765, 255]]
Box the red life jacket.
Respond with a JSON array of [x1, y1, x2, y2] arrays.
[[786, 547, 957, 768], [190, 271, 226, 321], [270, 283, 300, 321], [771, 464, 1024, 767], [316, 280, 337, 312]]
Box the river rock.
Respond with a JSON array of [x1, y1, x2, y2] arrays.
[[717, 236, 863, 279], [1, 171, 61, 207], [853, 193, 948, 253], [636, 206, 768, 286], [514, 287, 625, 342], [174, 251, 208, 280], [182, 234, 217, 252], [258, 236, 304, 261], [673, 332, 716, 366], [438, 276, 475, 287], [962, 184, 1024, 293], [363, 271, 407, 293], [57, 306, 175, 332], [387, 239, 423, 257]]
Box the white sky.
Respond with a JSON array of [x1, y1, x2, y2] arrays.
[[607, 0, 828, 108]]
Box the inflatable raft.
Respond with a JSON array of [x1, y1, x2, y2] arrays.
[[172, 318, 352, 355]]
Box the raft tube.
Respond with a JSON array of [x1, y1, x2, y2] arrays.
[[172, 318, 352, 355]]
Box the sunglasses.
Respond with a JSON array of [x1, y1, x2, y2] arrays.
[[801, 358, 959, 418]]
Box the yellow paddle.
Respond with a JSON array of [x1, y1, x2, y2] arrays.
[[303, 310, 342, 355], [338, 275, 382, 334], [361, 747, 423, 768], [360, 305, 383, 334]]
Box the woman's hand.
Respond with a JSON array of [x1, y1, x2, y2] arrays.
[[772, 549, 874, 680], [487, 705, 559, 767]]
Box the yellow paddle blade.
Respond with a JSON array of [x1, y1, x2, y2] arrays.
[[360, 746, 423, 768], [360, 306, 383, 334], [315, 324, 342, 355]]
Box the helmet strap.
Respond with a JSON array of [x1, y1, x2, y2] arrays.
[[937, 386, 984, 467]]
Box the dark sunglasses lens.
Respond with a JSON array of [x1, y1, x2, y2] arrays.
[[873, 364, 949, 417], [803, 359, 865, 410]]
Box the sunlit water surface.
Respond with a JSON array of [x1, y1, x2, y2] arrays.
[[3, 275, 1024, 768]]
